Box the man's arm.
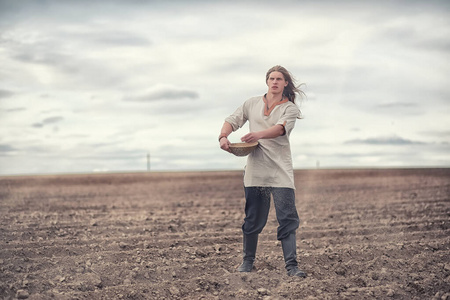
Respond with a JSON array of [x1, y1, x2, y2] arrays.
[[240, 124, 285, 143], [219, 122, 233, 152]]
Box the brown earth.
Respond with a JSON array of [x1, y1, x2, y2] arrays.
[[0, 168, 449, 300]]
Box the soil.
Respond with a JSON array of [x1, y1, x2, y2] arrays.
[[0, 168, 449, 300]]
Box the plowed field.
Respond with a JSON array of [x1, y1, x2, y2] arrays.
[[1, 168, 449, 299]]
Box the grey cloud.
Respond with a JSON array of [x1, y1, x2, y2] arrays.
[[211, 58, 261, 74], [84, 140, 126, 148], [42, 116, 64, 124], [380, 26, 418, 44], [374, 102, 418, 109], [8, 39, 127, 87], [75, 149, 147, 161], [378, 21, 450, 53], [61, 134, 89, 139], [32, 116, 64, 128], [152, 101, 204, 115], [419, 39, 450, 53], [419, 130, 450, 138], [13, 51, 75, 72], [0, 144, 17, 153], [9, 35, 68, 66], [82, 31, 151, 47], [5, 107, 26, 112], [32, 123, 44, 128], [0, 90, 14, 99], [11, 47, 82, 79], [345, 136, 426, 145], [372, 102, 422, 115], [357, 3, 450, 59], [124, 88, 199, 102]]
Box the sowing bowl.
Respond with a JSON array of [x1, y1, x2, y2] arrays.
[[229, 142, 259, 157]]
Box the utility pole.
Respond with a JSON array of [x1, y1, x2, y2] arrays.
[[147, 152, 150, 172]]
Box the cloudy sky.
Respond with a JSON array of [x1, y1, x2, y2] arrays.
[[0, 0, 449, 175]]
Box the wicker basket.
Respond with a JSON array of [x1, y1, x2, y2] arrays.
[[229, 142, 259, 157]]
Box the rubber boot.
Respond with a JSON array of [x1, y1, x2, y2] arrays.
[[281, 233, 307, 278], [237, 234, 258, 272]]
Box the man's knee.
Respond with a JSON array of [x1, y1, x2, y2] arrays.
[[242, 219, 267, 235]]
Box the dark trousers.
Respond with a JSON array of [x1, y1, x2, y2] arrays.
[[242, 187, 300, 241]]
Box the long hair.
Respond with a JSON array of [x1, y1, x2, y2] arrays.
[[265, 65, 305, 104]]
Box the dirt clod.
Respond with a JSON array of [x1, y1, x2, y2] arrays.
[[16, 289, 29, 299]]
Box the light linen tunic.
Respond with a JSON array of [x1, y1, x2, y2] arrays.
[[225, 96, 301, 189]]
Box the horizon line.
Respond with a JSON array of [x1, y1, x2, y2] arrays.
[[1, 165, 449, 178]]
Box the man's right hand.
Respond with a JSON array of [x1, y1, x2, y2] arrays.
[[219, 137, 231, 152]]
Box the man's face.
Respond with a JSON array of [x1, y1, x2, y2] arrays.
[[267, 71, 288, 94]]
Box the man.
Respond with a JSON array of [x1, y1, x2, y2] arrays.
[[219, 65, 307, 277]]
